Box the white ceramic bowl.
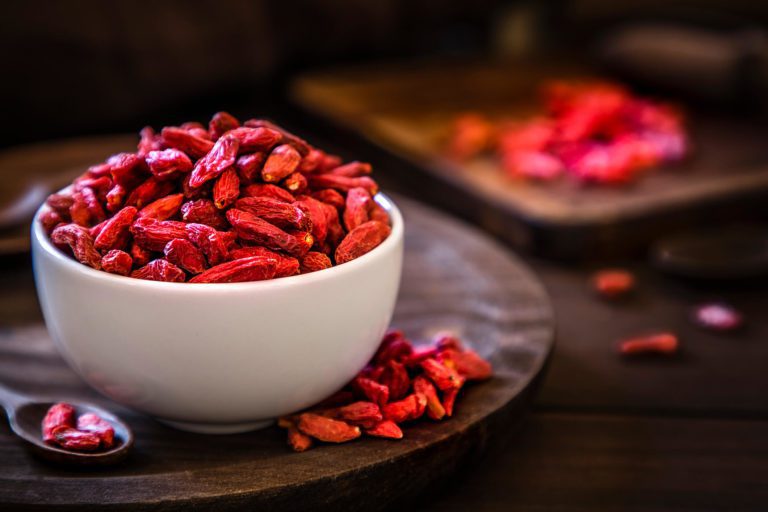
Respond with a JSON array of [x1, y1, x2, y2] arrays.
[[32, 194, 403, 433]]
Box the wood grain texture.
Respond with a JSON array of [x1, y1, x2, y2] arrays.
[[409, 411, 768, 512], [290, 60, 768, 257], [0, 196, 554, 510]]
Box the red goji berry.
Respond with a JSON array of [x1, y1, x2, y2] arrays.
[[188, 135, 239, 188], [42, 403, 76, 444], [164, 238, 207, 274], [413, 375, 446, 420], [208, 111, 240, 140], [185, 223, 231, 266], [365, 420, 403, 439], [101, 249, 133, 276], [235, 152, 266, 183], [131, 217, 188, 251], [343, 187, 372, 231], [335, 221, 391, 264], [131, 259, 186, 282], [311, 189, 345, 210], [77, 413, 115, 449], [619, 332, 679, 356], [327, 161, 372, 177], [145, 148, 193, 180], [52, 427, 101, 452], [262, 144, 302, 183], [592, 269, 635, 299], [138, 193, 184, 221], [51, 224, 102, 269], [213, 167, 240, 209], [161, 126, 214, 159], [241, 183, 296, 203], [189, 255, 277, 283], [296, 413, 361, 443], [94, 206, 137, 252], [300, 251, 332, 273]]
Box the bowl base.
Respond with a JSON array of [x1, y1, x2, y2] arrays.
[[158, 418, 274, 434]]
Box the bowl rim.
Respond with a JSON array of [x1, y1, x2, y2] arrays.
[[32, 192, 404, 292]]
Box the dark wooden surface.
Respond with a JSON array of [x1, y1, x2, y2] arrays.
[[291, 60, 768, 258], [0, 194, 554, 510]]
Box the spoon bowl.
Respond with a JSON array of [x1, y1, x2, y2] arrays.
[[1, 385, 133, 466]]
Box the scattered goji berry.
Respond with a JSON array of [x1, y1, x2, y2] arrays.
[[365, 420, 403, 439], [618, 332, 679, 356], [692, 302, 743, 332], [296, 413, 361, 443], [52, 427, 102, 452], [592, 269, 635, 299]]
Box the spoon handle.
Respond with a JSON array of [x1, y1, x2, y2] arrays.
[[0, 383, 31, 414]]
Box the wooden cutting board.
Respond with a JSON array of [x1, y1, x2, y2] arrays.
[[0, 195, 554, 511], [290, 60, 768, 259]]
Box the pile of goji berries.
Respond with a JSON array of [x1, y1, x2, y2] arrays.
[[42, 114, 391, 283], [278, 330, 492, 451], [448, 80, 688, 184], [42, 403, 116, 452]]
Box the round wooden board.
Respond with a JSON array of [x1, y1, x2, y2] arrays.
[[0, 195, 554, 511]]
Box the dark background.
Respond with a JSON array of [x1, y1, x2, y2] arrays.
[[3, 0, 768, 148]]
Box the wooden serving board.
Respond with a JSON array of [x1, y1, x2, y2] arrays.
[[290, 60, 768, 259], [0, 195, 554, 511]]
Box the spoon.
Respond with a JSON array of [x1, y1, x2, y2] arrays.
[[0, 383, 133, 465]]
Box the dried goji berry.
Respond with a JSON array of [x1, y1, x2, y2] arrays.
[[619, 332, 679, 356], [369, 201, 389, 225], [125, 177, 175, 209], [333, 401, 383, 428], [213, 167, 240, 209], [379, 360, 411, 401], [138, 193, 184, 221], [439, 348, 493, 381], [130, 242, 152, 268], [225, 126, 282, 152], [235, 196, 310, 230], [282, 171, 308, 194], [189, 255, 277, 283], [294, 196, 328, 246], [300, 251, 332, 273], [52, 427, 102, 452], [441, 387, 459, 417], [164, 238, 207, 274], [298, 148, 324, 173], [188, 135, 239, 188], [382, 393, 427, 423], [413, 375, 446, 420], [94, 206, 137, 252], [365, 420, 403, 439], [592, 269, 635, 299], [235, 152, 266, 182], [137, 126, 162, 156], [131, 217, 188, 251], [185, 223, 231, 265], [243, 119, 311, 155], [343, 187, 372, 231], [70, 187, 106, 226], [288, 426, 314, 452], [227, 209, 307, 257], [335, 221, 391, 264], [131, 259, 186, 282], [77, 412, 115, 449], [46, 193, 75, 216], [108, 152, 146, 188], [262, 144, 302, 183], [692, 303, 743, 332], [105, 184, 127, 213], [352, 376, 390, 407], [420, 358, 464, 392], [42, 403, 76, 444], [51, 224, 102, 269], [311, 189, 345, 210], [296, 413, 361, 443], [101, 249, 133, 276], [241, 183, 296, 203], [161, 126, 214, 159], [145, 148, 193, 180], [40, 210, 64, 233], [208, 111, 240, 140], [180, 199, 228, 230]]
